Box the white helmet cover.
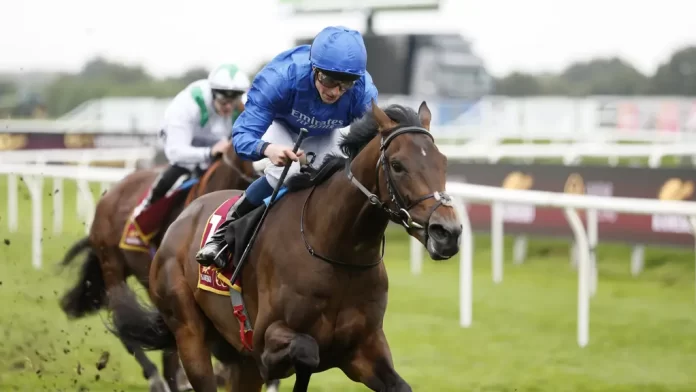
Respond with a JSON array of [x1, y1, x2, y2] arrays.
[[208, 64, 251, 92]]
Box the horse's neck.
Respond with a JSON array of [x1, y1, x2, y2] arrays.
[[208, 160, 246, 191], [306, 143, 388, 262]]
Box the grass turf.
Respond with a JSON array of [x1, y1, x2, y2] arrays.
[[1, 175, 695, 391]]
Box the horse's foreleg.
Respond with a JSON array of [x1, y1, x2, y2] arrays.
[[340, 329, 411, 392], [265, 379, 280, 392], [161, 350, 187, 392], [221, 356, 264, 392], [165, 289, 217, 392], [170, 320, 217, 392], [259, 321, 320, 391]]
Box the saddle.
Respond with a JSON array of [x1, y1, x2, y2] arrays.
[[121, 165, 209, 254], [222, 164, 319, 269], [136, 165, 203, 222]]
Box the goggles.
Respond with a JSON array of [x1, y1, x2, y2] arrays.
[[315, 70, 356, 92], [213, 90, 244, 104]]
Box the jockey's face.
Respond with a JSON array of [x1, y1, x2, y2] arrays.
[[314, 69, 356, 104], [213, 92, 241, 117]]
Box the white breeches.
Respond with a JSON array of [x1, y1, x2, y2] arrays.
[[260, 121, 345, 188]]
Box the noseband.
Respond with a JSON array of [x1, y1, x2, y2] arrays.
[[300, 124, 453, 269]]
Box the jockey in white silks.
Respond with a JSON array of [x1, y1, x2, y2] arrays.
[[134, 64, 251, 217], [196, 26, 379, 268]]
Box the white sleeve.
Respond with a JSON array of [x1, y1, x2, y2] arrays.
[[162, 94, 211, 165]]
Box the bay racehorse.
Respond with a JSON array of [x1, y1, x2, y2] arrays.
[[57, 143, 271, 392], [107, 101, 462, 391]]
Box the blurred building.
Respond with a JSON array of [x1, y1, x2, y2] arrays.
[[285, 0, 492, 99], [296, 32, 492, 100]]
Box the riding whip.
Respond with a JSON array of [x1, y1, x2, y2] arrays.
[[229, 127, 309, 285]]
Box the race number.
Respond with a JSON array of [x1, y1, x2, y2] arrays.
[[205, 214, 223, 244]]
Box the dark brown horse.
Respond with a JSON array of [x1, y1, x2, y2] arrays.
[[57, 143, 263, 392], [108, 101, 462, 391]]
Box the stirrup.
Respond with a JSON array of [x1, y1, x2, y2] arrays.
[[213, 244, 230, 268]]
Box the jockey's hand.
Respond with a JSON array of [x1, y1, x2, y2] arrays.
[[210, 139, 231, 157], [264, 143, 305, 166]]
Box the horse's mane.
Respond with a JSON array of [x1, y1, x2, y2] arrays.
[[285, 103, 423, 192]]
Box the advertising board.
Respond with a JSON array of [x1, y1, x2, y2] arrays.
[[0, 132, 159, 151], [447, 162, 696, 247]]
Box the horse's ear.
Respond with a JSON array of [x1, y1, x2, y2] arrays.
[[418, 101, 431, 131], [371, 99, 395, 132]]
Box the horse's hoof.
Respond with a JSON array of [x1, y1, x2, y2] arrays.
[[147, 374, 172, 392], [266, 380, 280, 392], [289, 334, 320, 368], [177, 380, 194, 391], [214, 362, 230, 387], [176, 366, 194, 391]]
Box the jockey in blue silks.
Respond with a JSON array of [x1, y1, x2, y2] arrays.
[[196, 26, 379, 267]]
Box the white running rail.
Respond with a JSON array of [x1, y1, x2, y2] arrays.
[[409, 182, 696, 348], [1, 164, 134, 269], [0, 147, 156, 170]]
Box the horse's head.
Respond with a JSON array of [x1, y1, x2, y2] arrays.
[[368, 99, 462, 260]]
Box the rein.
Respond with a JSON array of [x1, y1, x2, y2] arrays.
[[299, 124, 453, 270], [221, 151, 260, 184]]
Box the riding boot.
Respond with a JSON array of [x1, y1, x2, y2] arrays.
[[195, 193, 258, 268], [152, 164, 190, 202], [135, 164, 189, 216]]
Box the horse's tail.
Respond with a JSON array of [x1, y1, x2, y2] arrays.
[[106, 282, 176, 351], [59, 237, 107, 319], [59, 236, 91, 267]]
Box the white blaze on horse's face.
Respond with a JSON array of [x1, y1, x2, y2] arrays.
[[421, 147, 427, 157]]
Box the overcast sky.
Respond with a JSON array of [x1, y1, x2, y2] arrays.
[[3, 0, 696, 78]]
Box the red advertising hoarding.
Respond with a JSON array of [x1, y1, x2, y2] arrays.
[[447, 162, 696, 248]]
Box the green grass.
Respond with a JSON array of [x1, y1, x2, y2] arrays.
[[1, 175, 696, 391]]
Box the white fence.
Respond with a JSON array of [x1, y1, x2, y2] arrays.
[[7, 142, 696, 170], [0, 147, 156, 169], [1, 163, 135, 269], [409, 182, 696, 348], [1, 147, 157, 268]]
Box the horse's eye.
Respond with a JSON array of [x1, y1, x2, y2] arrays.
[[390, 161, 404, 173]]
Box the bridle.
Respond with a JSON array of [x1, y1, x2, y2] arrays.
[[300, 124, 453, 269]]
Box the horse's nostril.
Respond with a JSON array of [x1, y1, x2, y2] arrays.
[[428, 223, 449, 241]]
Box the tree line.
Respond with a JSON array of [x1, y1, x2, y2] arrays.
[[42, 58, 211, 117], [1, 58, 270, 118], [2, 44, 696, 118], [493, 45, 696, 97]]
